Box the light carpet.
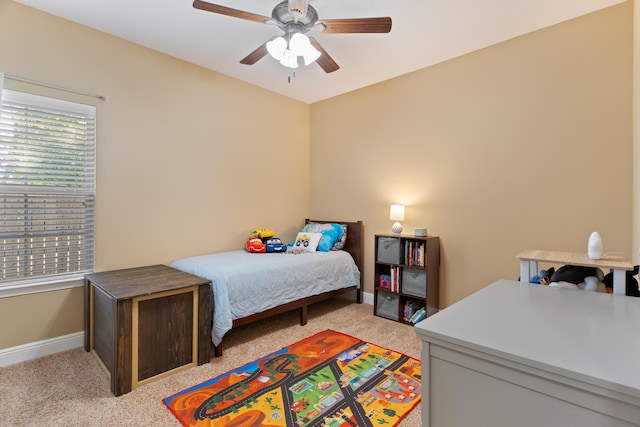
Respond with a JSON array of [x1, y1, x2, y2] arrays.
[[0, 295, 422, 426]]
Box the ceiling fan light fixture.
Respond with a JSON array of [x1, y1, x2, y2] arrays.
[[288, 32, 309, 56], [280, 48, 299, 69], [267, 32, 319, 68], [266, 36, 287, 60], [288, 32, 320, 65], [302, 44, 321, 65]]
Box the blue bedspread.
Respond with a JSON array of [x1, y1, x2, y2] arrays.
[[170, 250, 360, 346]]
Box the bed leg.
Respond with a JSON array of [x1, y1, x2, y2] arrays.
[[214, 343, 223, 357], [300, 305, 308, 326], [357, 288, 362, 304]]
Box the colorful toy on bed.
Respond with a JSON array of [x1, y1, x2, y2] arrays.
[[250, 228, 275, 239], [265, 237, 287, 253], [245, 237, 266, 253], [245, 228, 287, 253]]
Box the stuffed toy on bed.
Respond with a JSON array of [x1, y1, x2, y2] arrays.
[[245, 237, 266, 253], [250, 228, 275, 239], [245, 229, 287, 253], [265, 237, 287, 253]]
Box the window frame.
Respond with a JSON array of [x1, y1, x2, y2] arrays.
[[0, 89, 96, 298]]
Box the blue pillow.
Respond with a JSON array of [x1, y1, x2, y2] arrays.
[[301, 222, 344, 252]]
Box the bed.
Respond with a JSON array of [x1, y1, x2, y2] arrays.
[[170, 219, 364, 356]]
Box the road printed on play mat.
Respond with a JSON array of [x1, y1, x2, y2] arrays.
[[163, 329, 421, 427]]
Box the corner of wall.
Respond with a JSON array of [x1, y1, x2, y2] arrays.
[[634, 0, 640, 264]]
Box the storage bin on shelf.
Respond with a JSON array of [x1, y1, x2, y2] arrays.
[[376, 293, 400, 320]]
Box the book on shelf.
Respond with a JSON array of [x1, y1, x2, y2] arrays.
[[403, 300, 423, 322], [404, 240, 426, 267], [409, 307, 427, 323], [389, 266, 400, 292], [379, 274, 391, 289]]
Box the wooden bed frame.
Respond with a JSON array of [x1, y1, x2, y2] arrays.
[[213, 219, 364, 357]]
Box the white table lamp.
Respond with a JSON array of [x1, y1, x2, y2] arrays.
[[390, 205, 405, 235]]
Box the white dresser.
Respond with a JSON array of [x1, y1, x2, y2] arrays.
[[414, 279, 640, 426]]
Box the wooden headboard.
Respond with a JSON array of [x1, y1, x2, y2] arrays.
[[305, 219, 364, 289]]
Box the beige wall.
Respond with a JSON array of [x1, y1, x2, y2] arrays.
[[0, 1, 310, 349], [311, 2, 633, 306], [0, 1, 634, 350]]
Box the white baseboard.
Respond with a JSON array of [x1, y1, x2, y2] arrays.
[[1, 293, 373, 368], [363, 291, 373, 305], [0, 331, 84, 367]]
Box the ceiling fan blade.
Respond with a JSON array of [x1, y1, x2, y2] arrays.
[[319, 17, 392, 34], [192, 0, 271, 24], [309, 37, 339, 73], [240, 42, 269, 65]]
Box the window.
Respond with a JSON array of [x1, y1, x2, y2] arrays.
[[0, 89, 96, 293]]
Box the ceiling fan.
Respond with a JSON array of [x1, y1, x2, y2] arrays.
[[192, 0, 392, 73]]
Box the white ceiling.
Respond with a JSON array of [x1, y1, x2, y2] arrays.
[[15, 0, 626, 104]]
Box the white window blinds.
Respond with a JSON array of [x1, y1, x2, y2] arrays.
[[0, 89, 96, 287]]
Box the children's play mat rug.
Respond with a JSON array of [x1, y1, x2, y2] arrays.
[[163, 329, 421, 427]]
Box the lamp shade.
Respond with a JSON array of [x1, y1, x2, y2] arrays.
[[266, 36, 287, 60], [279, 48, 299, 68], [302, 44, 321, 65], [288, 33, 309, 56], [289, 33, 321, 66], [389, 205, 405, 221]]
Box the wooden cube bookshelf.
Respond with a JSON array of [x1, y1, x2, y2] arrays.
[[373, 234, 440, 324]]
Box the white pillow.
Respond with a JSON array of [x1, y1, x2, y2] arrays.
[[292, 232, 322, 252]]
